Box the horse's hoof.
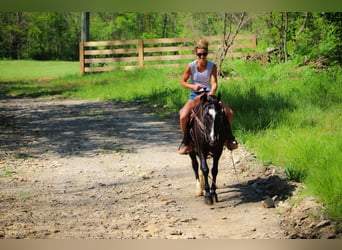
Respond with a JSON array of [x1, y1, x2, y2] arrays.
[[196, 189, 204, 196], [212, 193, 218, 203], [196, 180, 204, 196], [204, 195, 213, 205]]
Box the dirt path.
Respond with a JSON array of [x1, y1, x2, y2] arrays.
[[0, 97, 338, 239]]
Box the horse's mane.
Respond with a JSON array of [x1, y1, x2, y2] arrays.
[[190, 94, 228, 154]]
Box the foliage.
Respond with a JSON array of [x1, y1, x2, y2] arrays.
[[0, 12, 82, 60], [0, 12, 341, 65]]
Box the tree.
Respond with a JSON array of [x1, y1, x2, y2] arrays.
[[81, 12, 89, 42], [26, 12, 78, 60], [214, 12, 247, 77], [264, 12, 291, 63], [0, 11, 340, 65], [0, 12, 29, 59], [321, 12, 342, 65]]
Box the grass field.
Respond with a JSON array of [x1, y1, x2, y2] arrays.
[[221, 61, 342, 220], [0, 60, 79, 81], [0, 59, 341, 221]]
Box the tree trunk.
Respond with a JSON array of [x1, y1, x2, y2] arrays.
[[81, 12, 89, 42], [283, 12, 288, 62], [162, 13, 168, 37], [215, 12, 246, 77]]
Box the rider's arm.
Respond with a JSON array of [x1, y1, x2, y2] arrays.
[[181, 65, 202, 91], [209, 64, 218, 96]]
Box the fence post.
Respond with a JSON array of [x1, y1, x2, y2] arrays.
[[252, 34, 257, 48], [138, 39, 144, 68], [79, 42, 85, 75]]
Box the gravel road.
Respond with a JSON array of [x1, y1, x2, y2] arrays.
[[0, 97, 338, 239]]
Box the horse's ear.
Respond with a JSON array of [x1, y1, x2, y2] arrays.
[[217, 92, 221, 102], [200, 94, 208, 103]]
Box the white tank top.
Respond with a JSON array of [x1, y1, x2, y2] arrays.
[[189, 60, 214, 99]]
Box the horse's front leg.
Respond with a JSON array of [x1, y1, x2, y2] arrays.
[[200, 153, 213, 205], [210, 156, 219, 203], [189, 152, 203, 196]]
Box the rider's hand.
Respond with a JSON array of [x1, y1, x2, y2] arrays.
[[193, 84, 203, 91]]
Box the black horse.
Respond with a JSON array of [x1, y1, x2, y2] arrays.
[[187, 93, 231, 205]]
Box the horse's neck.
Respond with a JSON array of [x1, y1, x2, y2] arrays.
[[192, 102, 202, 115]]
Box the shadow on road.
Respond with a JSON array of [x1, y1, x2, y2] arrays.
[[0, 97, 181, 158], [217, 175, 296, 206]]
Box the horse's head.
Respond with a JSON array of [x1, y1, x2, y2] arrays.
[[199, 93, 224, 146]]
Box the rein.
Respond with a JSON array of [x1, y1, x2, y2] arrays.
[[191, 109, 205, 132]]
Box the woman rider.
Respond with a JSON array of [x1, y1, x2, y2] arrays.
[[178, 39, 238, 154]]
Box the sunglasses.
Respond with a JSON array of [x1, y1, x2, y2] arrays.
[[197, 52, 208, 57]]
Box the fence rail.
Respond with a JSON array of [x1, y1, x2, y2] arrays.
[[79, 35, 257, 75]]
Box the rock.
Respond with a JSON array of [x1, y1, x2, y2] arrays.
[[165, 200, 176, 206], [316, 220, 331, 228], [327, 234, 336, 239], [262, 196, 275, 208], [180, 218, 196, 223], [170, 229, 182, 236]]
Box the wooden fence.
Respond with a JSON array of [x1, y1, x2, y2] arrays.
[[79, 34, 257, 75]]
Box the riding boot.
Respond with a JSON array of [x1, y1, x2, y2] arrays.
[[225, 121, 238, 151], [178, 118, 193, 154]]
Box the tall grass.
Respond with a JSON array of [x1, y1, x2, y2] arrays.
[[218, 61, 342, 220], [63, 67, 189, 114], [0, 59, 341, 220]]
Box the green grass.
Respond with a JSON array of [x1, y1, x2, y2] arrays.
[[219, 61, 342, 220], [0, 60, 189, 115], [0, 59, 341, 221], [0, 168, 16, 179], [0, 60, 79, 81]]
